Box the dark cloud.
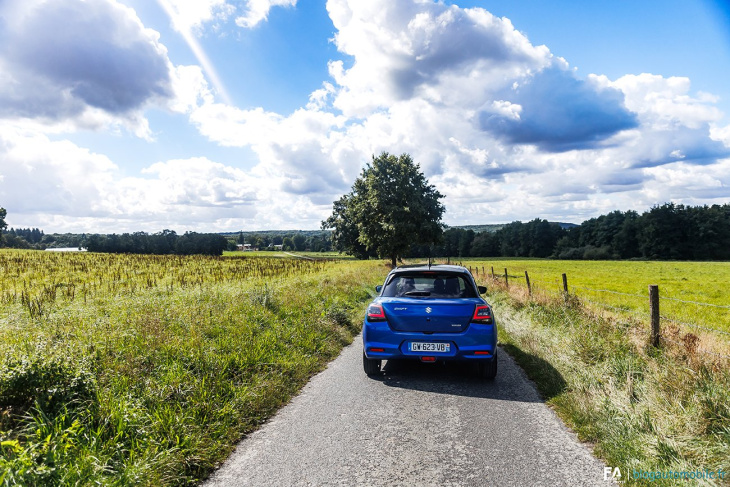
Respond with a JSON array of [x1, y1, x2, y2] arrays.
[[600, 171, 645, 193], [390, 6, 540, 98], [471, 160, 531, 180], [602, 172, 645, 187], [0, 0, 172, 120], [541, 183, 594, 198], [479, 67, 638, 152], [630, 126, 730, 168]]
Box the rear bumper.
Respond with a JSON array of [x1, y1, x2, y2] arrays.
[[362, 319, 497, 361]]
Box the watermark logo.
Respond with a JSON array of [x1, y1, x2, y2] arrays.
[[605, 467, 727, 482], [604, 467, 621, 481]]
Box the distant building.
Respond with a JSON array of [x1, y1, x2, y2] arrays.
[[237, 244, 257, 251]]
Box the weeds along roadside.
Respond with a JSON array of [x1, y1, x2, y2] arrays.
[[482, 279, 730, 486], [0, 251, 385, 486]]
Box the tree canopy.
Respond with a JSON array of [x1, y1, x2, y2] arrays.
[[323, 152, 445, 266], [407, 203, 730, 261], [85, 231, 228, 256]]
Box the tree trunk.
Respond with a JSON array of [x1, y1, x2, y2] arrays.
[[391, 255, 397, 267]]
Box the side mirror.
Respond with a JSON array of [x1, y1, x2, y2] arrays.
[[376, 285, 383, 293], [478, 285, 487, 295]]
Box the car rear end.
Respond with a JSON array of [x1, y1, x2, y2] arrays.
[[362, 266, 497, 379]]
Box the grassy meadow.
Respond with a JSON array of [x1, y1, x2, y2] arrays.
[[0, 250, 385, 486], [3, 250, 730, 486], [471, 264, 730, 486], [431, 258, 730, 344]]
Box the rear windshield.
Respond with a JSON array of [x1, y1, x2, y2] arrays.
[[381, 273, 477, 298]]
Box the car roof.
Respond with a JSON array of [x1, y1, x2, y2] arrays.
[[389, 264, 470, 274]]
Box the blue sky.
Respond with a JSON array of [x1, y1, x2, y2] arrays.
[[1, 0, 729, 233]]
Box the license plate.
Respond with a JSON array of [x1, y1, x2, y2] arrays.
[[409, 342, 450, 353]]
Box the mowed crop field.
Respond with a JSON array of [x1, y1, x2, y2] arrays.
[[0, 249, 384, 486], [422, 258, 730, 336]]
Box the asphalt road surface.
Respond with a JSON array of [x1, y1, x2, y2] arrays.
[[203, 337, 614, 486]]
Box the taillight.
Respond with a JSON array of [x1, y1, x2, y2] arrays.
[[472, 305, 493, 324], [367, 304, 387, 322]]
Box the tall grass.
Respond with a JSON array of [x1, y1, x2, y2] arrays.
[[0, 250, 384, 486], [484, 278, 730, 486]]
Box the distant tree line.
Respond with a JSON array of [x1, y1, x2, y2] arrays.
[[0, 226, 58, 250], [85, 231, 228, 256], [8, 227, 44, 244], [2, 203, 729, 260], [408, 203, 730, 261], [0, 207, 87, 249], [228, 231, 332, 252]]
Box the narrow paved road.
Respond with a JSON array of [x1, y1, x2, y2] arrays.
[[203, 337, 614, 486]]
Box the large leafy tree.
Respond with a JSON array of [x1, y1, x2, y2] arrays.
[[323, 152, 445, 266]]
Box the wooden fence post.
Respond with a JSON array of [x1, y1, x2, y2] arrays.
[[491, 266, 495, 280], [504, 268, 509, 288], [562, 273, 568, 294], [649, 285, 660, 347], [525, 271, 531, 296]]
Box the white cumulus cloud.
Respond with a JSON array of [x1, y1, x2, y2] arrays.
[[0, 0, 174, 137], [157, 0, 234, 33], [175, 0, 729, 226], [236, 0, 298, 28], [4, 0, 729, 232]]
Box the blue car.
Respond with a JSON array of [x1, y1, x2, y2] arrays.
[[362, 264, 498, 379]]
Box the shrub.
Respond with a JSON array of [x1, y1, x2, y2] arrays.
[[0, 358, 96, 420]]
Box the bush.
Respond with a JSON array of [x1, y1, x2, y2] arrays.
[[556, 247, 585, 260], [556, 245, 617, 260], [0, 358, 96, 419], [582, 245, 616, 260]]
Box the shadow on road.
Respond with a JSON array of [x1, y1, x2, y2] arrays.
[[498, 343, 568, 401], [369, 346, 567, 404]]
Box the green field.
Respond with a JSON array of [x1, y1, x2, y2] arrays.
[[0, 250, 385, 486], [461, 258, 730, 303], [2, 250, 729, 486], [416, 258, 730, 337]]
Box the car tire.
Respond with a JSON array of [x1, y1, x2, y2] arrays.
[[476, 352, 497, 381], [363, 352, 381, 376]]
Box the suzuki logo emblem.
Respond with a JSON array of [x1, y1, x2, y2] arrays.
[[425, 307, 432, 313]]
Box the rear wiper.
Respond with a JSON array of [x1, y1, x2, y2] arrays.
[[404, 291, 431, 297]]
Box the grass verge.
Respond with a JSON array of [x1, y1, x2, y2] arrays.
[[488, 286, 730, 486], [0, 254, 384, 486]]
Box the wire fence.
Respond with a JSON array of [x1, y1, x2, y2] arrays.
[[469, 264, 730, 362]]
